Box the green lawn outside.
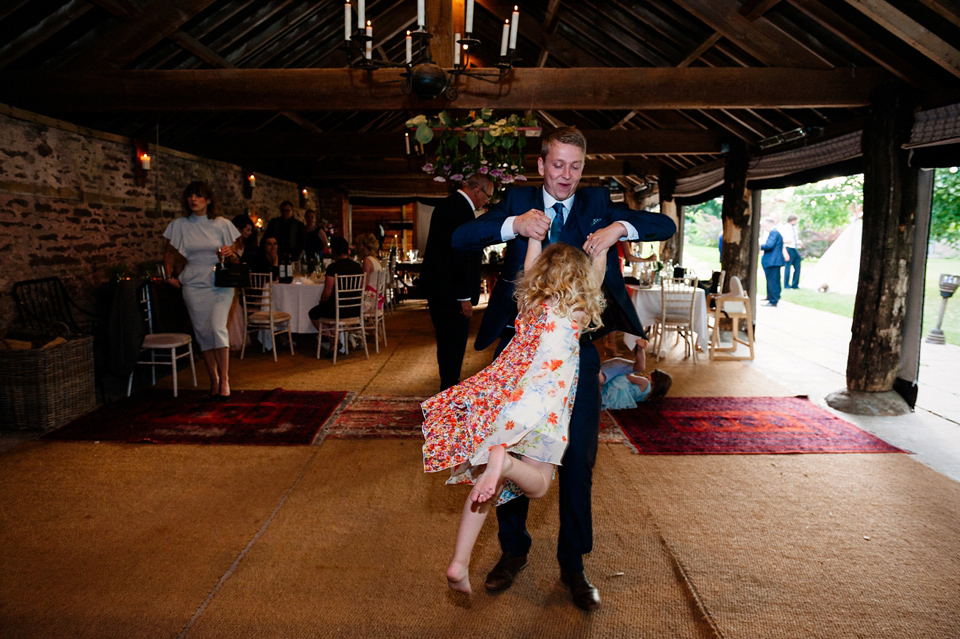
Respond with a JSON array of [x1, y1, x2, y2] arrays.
[[681, 244, 960, 346]]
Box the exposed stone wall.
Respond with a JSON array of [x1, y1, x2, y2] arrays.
[[0, 105, 341, 332]]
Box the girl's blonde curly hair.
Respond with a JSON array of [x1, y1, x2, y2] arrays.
[[514, 243, 606, 330]]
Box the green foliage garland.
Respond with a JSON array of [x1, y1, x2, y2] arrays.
[[405, 109, 538, 197]]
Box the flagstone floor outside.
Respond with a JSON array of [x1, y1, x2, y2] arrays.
[[751, 300, 960, 482]]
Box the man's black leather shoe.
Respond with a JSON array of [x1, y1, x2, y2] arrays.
[[560, 570, 601, 611], [484, 551, 528, 592]]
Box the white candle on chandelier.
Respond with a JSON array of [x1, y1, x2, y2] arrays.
[[344, 2, 351, 40], [509, 6, 519, 50], [500, 20, 509, 56], [357, 0, 365, 31], [417, 0, 425, 29], [454, 32, 461, 66], [405, 30, 412, 64], [465, 0, 475, 34], [405, 132, 411, 155], [365, 20, 372, 59], [247, 174, 256, 188], [139, 153, 151, 171]]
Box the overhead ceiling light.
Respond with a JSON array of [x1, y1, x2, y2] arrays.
[[758, 127, 810, 150], [341, 1, 520, 101]]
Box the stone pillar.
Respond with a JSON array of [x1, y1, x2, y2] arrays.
[[846, 84, 917, 392]]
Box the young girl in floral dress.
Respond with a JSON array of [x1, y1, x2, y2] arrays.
[[421, 238, 607, 594]]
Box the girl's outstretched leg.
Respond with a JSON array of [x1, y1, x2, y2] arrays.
[[447, 495, 494, 593], [471, 444, 506, 503]]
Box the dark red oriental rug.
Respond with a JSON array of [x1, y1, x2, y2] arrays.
[[322, 395, 627, 443], [609, 396, 906, 455], [44, 389, 349, 445]]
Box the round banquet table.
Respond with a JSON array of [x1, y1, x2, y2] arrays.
[[272, 281, 325, 334], [622, 284, 709, 354]]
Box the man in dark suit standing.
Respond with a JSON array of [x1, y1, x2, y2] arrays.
[[420, 174, 493, 391], [261, 200, 305, 259], [760, 217, 786, 307], [451, 127, 676, 611]]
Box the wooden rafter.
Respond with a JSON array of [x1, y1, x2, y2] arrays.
[[673, 0, 831, 68], [65, 0, 221, 70], [788, 0, 933, 87], [738, 0, 783, 21], [188, 129, 724, 159], [0, 0, 93, 71], [841, 0, 960, 80], [0, 67, 888, 111]]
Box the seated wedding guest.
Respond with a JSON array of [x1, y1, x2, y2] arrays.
[[251, 236, 281, 280], [304, 210, 328, 258], [355, 232, 383, 297], [308, 236, 364, 329], [231, 214, 259, 264]]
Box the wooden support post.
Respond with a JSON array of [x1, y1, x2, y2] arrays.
[[847, 83, 917, 392], [658, 166, 680, 263], [720, 141, 753, 297]]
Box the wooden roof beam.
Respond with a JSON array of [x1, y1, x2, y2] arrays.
[[300, 157, 661, 180], [65, 0, 221, 70], [189, 129, 723, 158], [788, 0, 934, 87], [673, 0, 831, 68], [0, 0, 93, 71], [840, 0, 960, 80], [0, 67, 888, 111]]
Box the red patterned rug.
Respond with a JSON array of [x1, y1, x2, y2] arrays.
[[44, 389, 348, 445], [610, 396, 906, 454], [323, 395, 626, 443]]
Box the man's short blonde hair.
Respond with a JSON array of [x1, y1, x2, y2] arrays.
[[541, 126, 587, 159]]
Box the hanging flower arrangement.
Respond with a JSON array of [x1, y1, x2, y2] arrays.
[[405, 109, 539, 198]]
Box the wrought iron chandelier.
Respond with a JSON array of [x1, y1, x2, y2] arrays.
[[341, 0, 520, 101]]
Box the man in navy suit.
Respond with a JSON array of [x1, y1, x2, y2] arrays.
[[451, 127, 676, 611], [760, 217, 786, 307], [419, 174, 493, 390]]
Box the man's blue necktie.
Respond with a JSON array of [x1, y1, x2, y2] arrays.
[[549, 202, 564, 244]]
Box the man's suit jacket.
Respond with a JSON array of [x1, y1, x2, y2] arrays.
[[419, 191, 483, 305], [760, 229, 786, 268], [262, 217, 305, 258], [451, 186, 677, 351]]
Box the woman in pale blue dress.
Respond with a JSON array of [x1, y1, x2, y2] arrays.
[[163, 182, 240, 400]]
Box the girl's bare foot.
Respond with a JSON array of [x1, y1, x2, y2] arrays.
[[446, 561, 471, 594], [470, 444, 508, 503]]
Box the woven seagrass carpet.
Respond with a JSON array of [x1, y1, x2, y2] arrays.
[[611, 396, 906, 454], [323, 395, 626, 443], [44, 389, 348, 445]]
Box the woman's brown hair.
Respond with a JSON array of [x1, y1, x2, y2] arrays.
[[181, 181, 221, 218]]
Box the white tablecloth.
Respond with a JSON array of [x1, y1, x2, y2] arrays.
[[273, 281, 324, 334], [623, 284, 709, 353]]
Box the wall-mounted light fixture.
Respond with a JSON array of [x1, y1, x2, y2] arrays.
[[243, 171, 255, 199], [299, 186, 309, 209], [133, 139, 151, 186]]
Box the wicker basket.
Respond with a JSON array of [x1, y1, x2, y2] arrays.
[[0, 336, 97, 431]]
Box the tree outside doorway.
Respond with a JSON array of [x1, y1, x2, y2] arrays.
[[681, 169, 960, 346]]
